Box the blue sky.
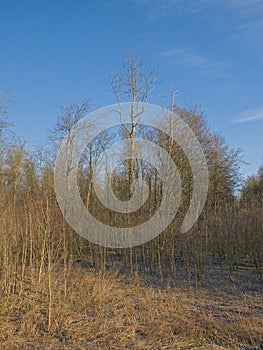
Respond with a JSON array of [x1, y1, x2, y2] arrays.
[[0, 0, 262, 177]]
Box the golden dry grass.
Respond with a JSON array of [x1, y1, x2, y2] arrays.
[[0, 267, 262, 350]]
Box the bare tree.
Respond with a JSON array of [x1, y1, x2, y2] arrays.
[[50, 100, 90, 146], [111, 54, 157, 186]]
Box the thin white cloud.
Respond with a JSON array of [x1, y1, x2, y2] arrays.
[[233, 108, 263, 124], [133, 0, 263, 57], [132, 0, 263, 17], [230, 17, 263, 46], [160, 47, 229, 77], [133, 0, 263, 42]]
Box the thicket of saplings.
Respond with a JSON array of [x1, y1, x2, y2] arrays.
[[0, 95, 262, 306]]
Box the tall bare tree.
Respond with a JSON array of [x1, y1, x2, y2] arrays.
[[111, 54, 157, 187]]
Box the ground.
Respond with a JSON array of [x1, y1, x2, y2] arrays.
[[0, 266, 262, 350]]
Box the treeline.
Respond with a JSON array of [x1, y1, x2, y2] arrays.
[[0, 57, 262, 302]]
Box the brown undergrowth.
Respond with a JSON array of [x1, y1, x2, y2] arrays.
[[0, 267, 262, 350]]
